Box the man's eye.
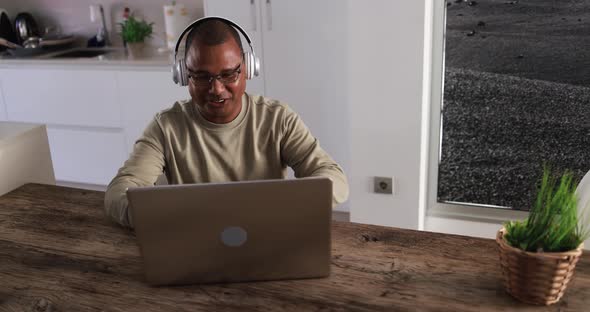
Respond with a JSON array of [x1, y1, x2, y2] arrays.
[[220, 73, 236, 79], [192, 75, 210, 81]]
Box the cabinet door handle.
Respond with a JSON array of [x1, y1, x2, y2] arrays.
[[251, 0, 257, 31], [266, 0, 272, 31]]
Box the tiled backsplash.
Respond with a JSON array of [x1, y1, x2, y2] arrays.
[[0, 0, 204, 48]]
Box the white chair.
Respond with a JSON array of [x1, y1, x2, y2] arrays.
[[0, 122, 55, 196], [576, 170, 590, 250]]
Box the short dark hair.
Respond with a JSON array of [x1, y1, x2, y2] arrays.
[[184, 19, 244, 58]]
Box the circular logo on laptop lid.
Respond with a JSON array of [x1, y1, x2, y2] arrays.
[[221, 226, 247, 247]]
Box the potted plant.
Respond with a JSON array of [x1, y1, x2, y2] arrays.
[[496, 167, 590, 305], [119, 15, 154, 58]]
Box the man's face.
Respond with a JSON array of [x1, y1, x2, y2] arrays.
[[186, 38, 246, 124]]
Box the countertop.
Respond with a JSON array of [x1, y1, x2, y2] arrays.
[[1, 183, 589, 311], [0, 47, 175, 70]]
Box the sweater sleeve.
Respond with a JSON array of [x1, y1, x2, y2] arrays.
[[280, 107, 349, 208], [104, 117, 166, 228]]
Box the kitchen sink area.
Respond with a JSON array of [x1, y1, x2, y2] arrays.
[[46, 48, 114, 59], [36, 47, 122, 60], [1, 46, 121, 60], [0, 46, 173, 65]]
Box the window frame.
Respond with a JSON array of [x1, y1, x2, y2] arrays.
[[424, 0, 529, 224]]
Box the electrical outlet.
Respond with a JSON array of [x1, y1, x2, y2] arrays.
[[374, 176, 393, 194]]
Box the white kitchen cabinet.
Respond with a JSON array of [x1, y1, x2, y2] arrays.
[[46, 127, 127, 185], [0, 81, 6, 121], [0, 67, 126, 186], [0, 66, 182, 187], [117, 70, 189, 154], [204, 0, 351, 182], [203, 0, 266, 96], [0, 69, 121, 128]]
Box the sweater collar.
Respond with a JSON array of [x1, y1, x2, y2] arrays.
[[192, 93, 249, 130]]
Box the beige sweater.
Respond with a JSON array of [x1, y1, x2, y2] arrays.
[[105, 93, 349, 228]]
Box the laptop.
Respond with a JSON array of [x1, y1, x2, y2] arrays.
[[126, 176, 332, 286]]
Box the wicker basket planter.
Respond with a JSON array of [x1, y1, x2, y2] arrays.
[[496, 228, 584, 305]]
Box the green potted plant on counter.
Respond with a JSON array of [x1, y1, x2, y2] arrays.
[[119, 15, 154, 59], [496, 166, 590, 305]]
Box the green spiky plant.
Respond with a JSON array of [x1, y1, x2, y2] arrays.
[[503, 167, 590, 252], [119, 16, 154, 43]]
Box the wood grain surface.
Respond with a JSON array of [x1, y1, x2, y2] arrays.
[[1, 184, 588, 311]]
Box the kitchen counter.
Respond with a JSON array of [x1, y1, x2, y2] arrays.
[[0, 47, 174, 70]]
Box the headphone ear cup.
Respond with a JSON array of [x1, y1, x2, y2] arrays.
[[172, 59, 188, 86], [243, 52, 260, 79], [179, 58, 189, 86], [244, 52, 253, 80], [172, 60, 180, 85], [252, 54, 260, 78]]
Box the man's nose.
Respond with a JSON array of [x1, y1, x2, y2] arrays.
[[209, 78, 226, 94]]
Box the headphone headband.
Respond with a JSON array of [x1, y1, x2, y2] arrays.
[[173, 16, 254, 62]]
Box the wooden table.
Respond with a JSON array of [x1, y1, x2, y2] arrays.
[[1, 184, 588, 311]]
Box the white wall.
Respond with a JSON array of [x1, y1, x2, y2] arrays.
[[348, 0, 426, 230]]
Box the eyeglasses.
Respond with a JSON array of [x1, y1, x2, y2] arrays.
[[188, 64, 242, 87]]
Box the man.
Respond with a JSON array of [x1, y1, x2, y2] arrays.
[[105, 19, 349, 228]]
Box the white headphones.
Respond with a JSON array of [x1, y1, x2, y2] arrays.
[[172, 16, 261, 86]]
